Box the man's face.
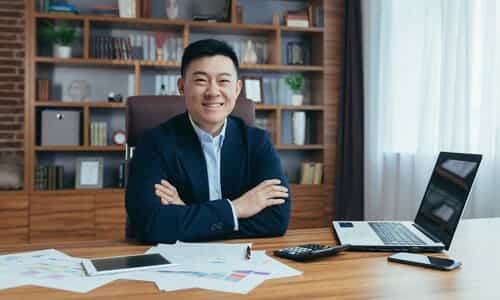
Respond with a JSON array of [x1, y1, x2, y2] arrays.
[[178, 55, 242, 135]]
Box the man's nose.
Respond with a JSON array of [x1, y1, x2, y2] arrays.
[[205, 80, 220, 97]]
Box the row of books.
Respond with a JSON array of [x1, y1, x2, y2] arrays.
[[35, 165, 64, 190], [300, 162, 323, 184], [90, 122, 108, 146], [90, 35, 183, 62], [90, 36, 133, 60], [285, 6, 324, 28]]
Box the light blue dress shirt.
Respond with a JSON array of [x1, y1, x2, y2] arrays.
[[188, 114, 239, 231]]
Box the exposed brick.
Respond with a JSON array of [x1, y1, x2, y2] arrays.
[[0, 76, 23, 81], [0, 124, 22, 131], [0, 3, 24, 10], [15, 132, 23, 139], [0, 91, 23, 98], [14, 51, 24, 58], [0, 141, 22, 148], [0, 11, 23, 19], [0, 41, 22, 48], [16, 115, 24, 122], [0, 59, 22, 66], [0, 67, 15, 73], [0, 50, 14, 57], [0, 33, 21, 41], [0, 19, 18, 26], [0, 115, 15, 122], [15, 82, 24, 90], [0, 107, 23, 114], [0, 98, 18, 106], [0, 83, 15, 89], [0, 27, 23, 34], [0, 132, 14, 139]]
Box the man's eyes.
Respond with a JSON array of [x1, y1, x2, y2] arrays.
[[193, 78, 231, 84]]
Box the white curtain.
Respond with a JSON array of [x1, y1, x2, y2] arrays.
[[362, 0, 500, 220]]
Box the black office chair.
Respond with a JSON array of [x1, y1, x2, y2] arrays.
[[124, 95, 256, 239], [125, 95, 256, 160]]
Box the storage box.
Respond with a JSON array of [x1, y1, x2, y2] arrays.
[[41, 109, 81, 146]]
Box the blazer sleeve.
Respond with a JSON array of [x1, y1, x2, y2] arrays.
[[125, 130, 236, 244], [230, 131, 291, 238]]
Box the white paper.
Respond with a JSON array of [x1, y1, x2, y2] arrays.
[[143, 244, 301, 294], [0, 249, 119, 293], [151, 241, 251, 264]]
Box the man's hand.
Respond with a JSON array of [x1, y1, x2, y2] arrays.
[[155, 180, 185, 206], [232, 179, 288, 218]]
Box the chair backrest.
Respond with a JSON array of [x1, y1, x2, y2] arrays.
[[126, 95, 256, 148], [124, 95, 255, 240]]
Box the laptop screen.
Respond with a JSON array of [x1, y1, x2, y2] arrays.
[[414, 152, 482, 250]]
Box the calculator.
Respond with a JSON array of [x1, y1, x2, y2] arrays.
[[273, 244, 350, 262]]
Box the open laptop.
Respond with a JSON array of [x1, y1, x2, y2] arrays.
[[333, 152, 482, 252]]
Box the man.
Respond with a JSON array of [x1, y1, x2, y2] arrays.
[[126, 39, 291, 243]]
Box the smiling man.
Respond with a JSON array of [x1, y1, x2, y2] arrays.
[[126, 39, 291, 243]]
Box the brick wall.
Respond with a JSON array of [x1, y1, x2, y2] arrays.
[[0, 1, 25, 155]]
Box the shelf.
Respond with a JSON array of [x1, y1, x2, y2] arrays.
[[0, 190, 26, 195], [32, 188, 125, 195], [35, 145, 125, 152], [35, 101, 126, 108], [289, 184, 325, 188], [241, 64, 323, 72], [276, 145, 324, 150], [280, 26, 324, 33], [34, 13, 323, 34], [35, 57, 136, 66], [35, 57, 321, 72], [256, 104, 324, 111]]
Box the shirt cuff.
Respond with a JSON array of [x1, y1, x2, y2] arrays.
[[226, 199, 239, 231]]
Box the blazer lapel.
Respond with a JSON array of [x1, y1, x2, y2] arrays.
[[176, 113, 209, 203], [221, 118, 245, 200]]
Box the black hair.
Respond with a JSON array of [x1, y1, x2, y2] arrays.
[[180, 39, 239, 77]]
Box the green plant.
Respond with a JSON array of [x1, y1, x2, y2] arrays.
[[40, 21, 78, 46], [284, 73, 305, 92]]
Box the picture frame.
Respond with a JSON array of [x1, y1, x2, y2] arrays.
[[242, 77, 263, 103], [75, 157, 104, 189]]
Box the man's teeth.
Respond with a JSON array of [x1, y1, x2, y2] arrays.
[[204, 103, 223, 107]]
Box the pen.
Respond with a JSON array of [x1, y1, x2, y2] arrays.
[[246, 245, 252, 260]]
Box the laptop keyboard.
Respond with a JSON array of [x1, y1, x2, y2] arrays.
[[369, 222, 425, 245]]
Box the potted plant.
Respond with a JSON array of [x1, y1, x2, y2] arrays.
[[284, 73, 305, 105], [40, 21, 78, 58]]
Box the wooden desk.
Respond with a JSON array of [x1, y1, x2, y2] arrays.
[[0, 218, 499, 299]]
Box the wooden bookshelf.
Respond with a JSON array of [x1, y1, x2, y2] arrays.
[[14, 0, 344, 243]]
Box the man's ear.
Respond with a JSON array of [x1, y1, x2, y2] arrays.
[[177, 77, 185, 95], [235, 79, 243, 98]]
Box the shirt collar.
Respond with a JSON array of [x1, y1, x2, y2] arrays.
[[188, 113, 227, 145]]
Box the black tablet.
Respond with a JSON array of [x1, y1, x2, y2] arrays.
[[82, 253, 174, 276]]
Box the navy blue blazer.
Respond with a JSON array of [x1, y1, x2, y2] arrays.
[[125, 112, 291, 243]]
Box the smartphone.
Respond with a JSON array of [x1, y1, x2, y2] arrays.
[[82, 253, 175, 276], [388, 252, 461, 271]]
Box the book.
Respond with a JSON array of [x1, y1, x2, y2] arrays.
[[313, 163, 323, 184], [286, 10, 310, 28], [142, 0, 151, 18], [300, 162, 315, 184], [37, 79, 50, 101]]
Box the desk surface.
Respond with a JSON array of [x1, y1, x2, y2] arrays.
[[0, 218, 499, 299]]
